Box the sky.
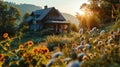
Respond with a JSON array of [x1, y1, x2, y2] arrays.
[[4, 0, 89, 16]]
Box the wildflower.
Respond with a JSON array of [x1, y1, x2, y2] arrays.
[[98, 41, 103, 45], [117, 28, 120, 34], [100, 30, 105, 36], [52, 52, 63, 59], [32, 47, 40, 55], [64, 57, 71, 64], [33, 48, 38, 54], [107, 36, 113, 44], [77, 52, 85, 61], [78, 28, 83, 34], [3, 33, 8, 38], [23, 53, 30, 58], [24, 41, 34, 47], [41, 46, 49, 55], [46, 59, 54, 67], [19, 44, 24, 50], [82, 48, 87, 52], [93, 39, 98, 44], [89, 38, 93, 42], [27, 41, 34, 46], [18, 51, 24, 56], [82, 55, 87, 61], [76, 45, 84, 50], [85, 44, 91, 50], [5, 43, 10, 47], [0, 54, 4, 60], [27, 57, 32, 63], [0, 54, 5, 63], [67, 60, 81, 67], [89, 27, 97, 33], [45, 53, 52, 59], [80, 40, 85, 45]]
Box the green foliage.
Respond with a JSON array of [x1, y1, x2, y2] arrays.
[[4, 1, 42, 16], [80, 0, 120, 24], [0, 27, 120, 67], [113, 19, 120, 30], [45, 35, 74, 51], [86, 15, 100, 30], [18, 12, 30, 32], [69, 22, 79, 32], [0, 2, 21, 39]]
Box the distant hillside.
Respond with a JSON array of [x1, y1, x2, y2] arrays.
[[62, 13, 79, 26], [4, 2, 42, 16]]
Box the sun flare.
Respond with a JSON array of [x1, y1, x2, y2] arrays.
[[79, 10, 85, 15]]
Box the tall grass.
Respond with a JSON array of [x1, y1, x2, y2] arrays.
[[45, 35, 74, 51]]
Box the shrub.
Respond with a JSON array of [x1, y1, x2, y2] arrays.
[[70, 23, 79, 32], [86, 15, 100, 30], [45, 35, 74, 51], [113, 19, 120, 30]]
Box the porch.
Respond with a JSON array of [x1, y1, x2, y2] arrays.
[[44, 21, 70, 33]]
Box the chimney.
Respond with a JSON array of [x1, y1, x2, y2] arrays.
[[44, 5, 48, 9]]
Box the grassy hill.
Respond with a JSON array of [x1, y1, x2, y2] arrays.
[[4, 2, 42, 16]]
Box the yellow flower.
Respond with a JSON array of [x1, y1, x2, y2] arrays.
[[0, 54, 5, 63], [6, 43, 10, 47], [32, 47, 41, 55], [3, 33, 8, 38], [19, 44, 24, 50], [45, 53, 52, 59], [24, 41, 34, 47], [41, 46, 49, 55]]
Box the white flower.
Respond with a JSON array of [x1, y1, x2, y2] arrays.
[[107, 38, 113, 44], [117, 28, 120, 33], [67, 60, 81, 67], [52, 52, 63, 58], [77, 52, 85, 58], [46, 59, 55, 67], [76, 45, 84, 50], [80, 41, 85, 45], [89, 27, 97, 33], [64, 57, 71, 64], [93, 39, 98, 43], [85, 44, 91, 50], [100, 30, 105, 36], [79, 28, 83, 34], [98, 41, 103, 45]]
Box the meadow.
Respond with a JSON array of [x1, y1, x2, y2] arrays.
[[0, 0, 120, 67], [0, 26, 119, 67]]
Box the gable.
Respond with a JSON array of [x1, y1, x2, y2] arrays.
[[43, 8, 66, 21]]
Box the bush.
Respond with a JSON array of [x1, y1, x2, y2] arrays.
[[45, 35, 74, 51], [70, 23, 79, 32], [113, 19, 120, 30], [86, 15, 100, 30]]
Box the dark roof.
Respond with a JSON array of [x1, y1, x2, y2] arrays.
[[26, 7, 66, 23]]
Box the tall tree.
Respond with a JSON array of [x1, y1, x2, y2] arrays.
[[18, 12, 30, 32], [0, 1, 21, 39]]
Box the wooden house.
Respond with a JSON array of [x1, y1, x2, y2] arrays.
[[26, 6, 70, 33]]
